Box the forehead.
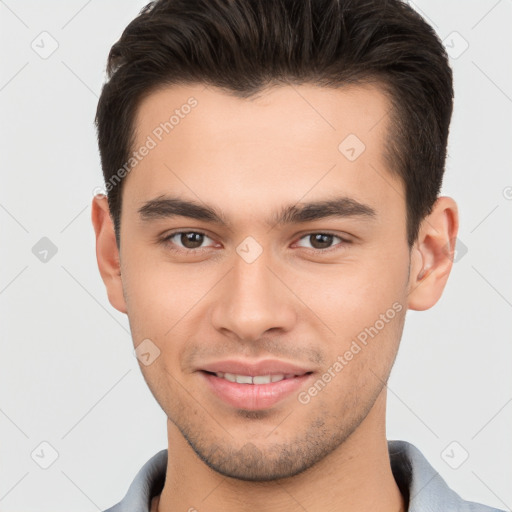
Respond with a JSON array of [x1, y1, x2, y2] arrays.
[[133, 81, 392, 153], [124, 82, 403, 227]]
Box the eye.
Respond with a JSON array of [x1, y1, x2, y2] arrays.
[[162, 231, 217, 251], [160, 230, 351, 255], [295, 232, 350, 251]]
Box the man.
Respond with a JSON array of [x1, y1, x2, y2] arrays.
[[91, 0, 504, 511]]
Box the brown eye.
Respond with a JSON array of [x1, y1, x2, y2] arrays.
[[163, 231, 215, 251], [309, 234, 334, 249], [179, 232, 205, 249], [295, 233, 349, 252]]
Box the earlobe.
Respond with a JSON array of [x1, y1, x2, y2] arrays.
[[91, 195, 127, 314], [407, 196, 459, 311]]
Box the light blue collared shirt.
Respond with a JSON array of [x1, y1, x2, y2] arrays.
[[103, 440, 505, 512]]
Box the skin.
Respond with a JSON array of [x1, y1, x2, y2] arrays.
[[92, 82, 458, 512]]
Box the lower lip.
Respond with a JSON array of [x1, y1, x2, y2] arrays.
[[200, 371, 313, 411]]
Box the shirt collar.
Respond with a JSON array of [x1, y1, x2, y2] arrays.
[[106, 440, 502, 512]]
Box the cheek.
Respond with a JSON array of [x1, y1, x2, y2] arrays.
[[308, 303, 406, 415], [290, 253, 407, 337], [120, 248, 212, 338]]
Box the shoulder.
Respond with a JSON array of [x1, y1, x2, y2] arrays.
[[102, 449, 167, 512], [388, 440, 506, 512]]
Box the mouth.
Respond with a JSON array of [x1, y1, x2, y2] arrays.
[[204, 371, 309, 385], [197, 360, 315, 411]]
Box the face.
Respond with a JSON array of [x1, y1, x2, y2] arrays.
[[107, 83, 414, 480]]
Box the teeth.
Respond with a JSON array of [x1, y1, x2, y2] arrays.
[[214, 372, 287, 384], [253, 375, 272, 384]]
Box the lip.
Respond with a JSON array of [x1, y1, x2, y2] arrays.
[[198, 359, 315, 411]]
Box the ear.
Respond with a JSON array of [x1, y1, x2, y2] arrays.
[[91, 194, 127, 314], [407, 196, 459, 311]]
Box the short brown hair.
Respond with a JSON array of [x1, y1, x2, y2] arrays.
[[95, 0, 453, 247]]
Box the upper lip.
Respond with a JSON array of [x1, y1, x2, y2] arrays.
[[199, 359, 313, 376]]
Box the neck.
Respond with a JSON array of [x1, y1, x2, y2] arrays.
[[155, 392, 405, 512]]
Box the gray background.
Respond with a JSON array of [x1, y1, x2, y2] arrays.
[[0, 1, 511, 510]]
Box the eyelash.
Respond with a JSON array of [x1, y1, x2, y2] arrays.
[[160, 230, 352, 254]]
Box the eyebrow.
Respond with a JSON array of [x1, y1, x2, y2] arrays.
[[137, 195, 377, 228]]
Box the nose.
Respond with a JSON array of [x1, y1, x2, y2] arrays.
[[210, 246, 297, 342]]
